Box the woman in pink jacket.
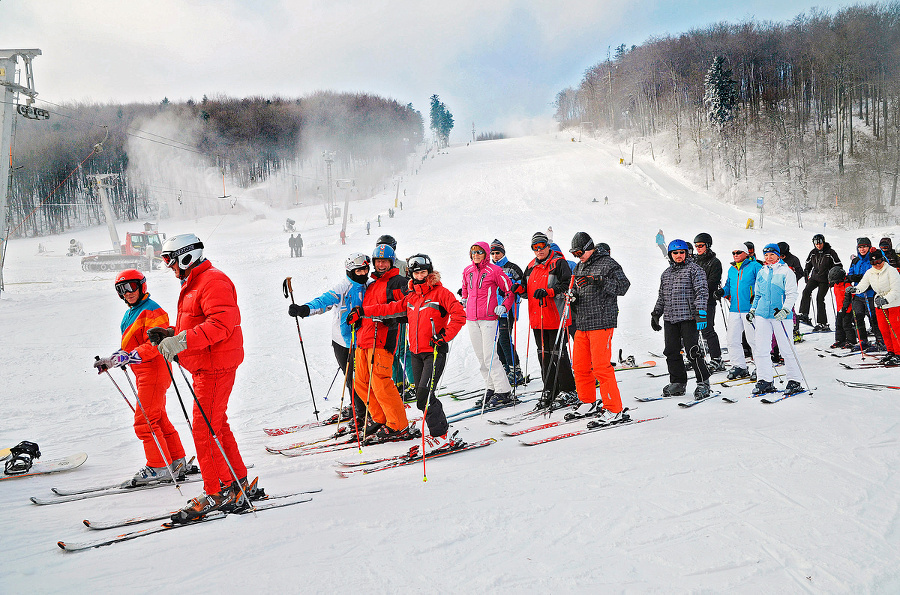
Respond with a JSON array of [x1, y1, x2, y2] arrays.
[[462, 241, 515, 407]]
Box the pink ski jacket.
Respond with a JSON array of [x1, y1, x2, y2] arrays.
[[461, 241, 513, 321]]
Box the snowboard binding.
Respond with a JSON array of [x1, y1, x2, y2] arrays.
[[5, 441, 41, 475]]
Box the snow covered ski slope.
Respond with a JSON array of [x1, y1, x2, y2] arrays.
[[1, 134, 898, 591]]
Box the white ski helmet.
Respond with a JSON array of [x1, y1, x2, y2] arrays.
[[344, 252, 370, 271], [161, 233, 205, 271]]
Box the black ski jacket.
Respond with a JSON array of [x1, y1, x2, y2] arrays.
[[804, 243, 841, 283]]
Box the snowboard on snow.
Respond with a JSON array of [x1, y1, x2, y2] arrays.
[[0, 453, 88, 481]]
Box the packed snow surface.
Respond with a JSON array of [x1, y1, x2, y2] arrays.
[[1, 134, 899, 592]]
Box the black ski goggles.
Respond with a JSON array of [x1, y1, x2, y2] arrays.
[[115, 280, 141, 297]]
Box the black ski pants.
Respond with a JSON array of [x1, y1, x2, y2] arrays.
[[496, 316, 520, 373], [332, 341, 367, 424], [852, 295, 884, 345], [409, 351, 449, 437], [700, 298, 722, 360], [800, 279, 830, 324], [533, 328, 576, 397], [663, 320, 710, 384]]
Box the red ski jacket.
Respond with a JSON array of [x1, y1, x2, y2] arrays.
[[174, 260, 244, 373], [356, 266, 407, 351], [364, 271, 466, 354], [523, 253, 572, 330]]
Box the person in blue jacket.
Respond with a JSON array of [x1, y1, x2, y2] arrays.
[[715, 243, 762, 381], [289, 252, 369, 427], [746, 243, 804, 396], [847, 237, 885, 351]]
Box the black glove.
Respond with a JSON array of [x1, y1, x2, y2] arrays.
[[289, 304, 311, 318], [533, 288, 549, 300], [430, 328, 448, 352], [345, 306, 364, 327], [713, 287, 725, 300], [574, 275, 602, 288], [456, 288, 463, 297], [651, 314, 662, 332], [147, 326, 174, 345], [875, 295, 888, 308]]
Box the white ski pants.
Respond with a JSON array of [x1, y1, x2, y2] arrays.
[[726, 311, 757, 370], [753, 317, 803, 383], [468, 319, 512, 393]]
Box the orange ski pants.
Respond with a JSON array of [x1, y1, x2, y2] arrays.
[[132, 367, 186, 468], [876, 306, 900, 354], [354, 347, 409, 431], [572, 328, 623, 413]]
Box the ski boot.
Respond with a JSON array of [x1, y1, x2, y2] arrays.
[[707, 358, 726, 373], [693, 381, 711, 400], [474, 389, 494, 408], [752, 380, 778, 395], [508, 366, 527, 386], [813, 323, 831, 332], [127, 465, 173, 487], [662, 382, 687, 397], [782, 380, 804, 396], [726, 366, 750, 380], [796, 314, 813, 327], [486, 392, 515, 408], [587, 408, 628, 428], [564, 400, 600, 421], [793, 329, 804, 343], [171, 485, 238, 524]]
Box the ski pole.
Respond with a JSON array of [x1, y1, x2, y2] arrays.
[[360, 324, 378, 446], [96, 356, 135, 413], [346, 327, 362, 451], [283, 277, 320, 420], [171, 360, 256, 516], [423, 319, 440, 482], [479, 320, 502, 416], [546, 275, 576, 405], [120, 367, 183, 495], [324, 367, 340, 401], [774, 313, 813, 393], [850, 298, 868, 360]]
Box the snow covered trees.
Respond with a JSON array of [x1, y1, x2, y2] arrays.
[[430, 95, 454, 148]]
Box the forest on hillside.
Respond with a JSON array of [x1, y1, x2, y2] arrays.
[[7, 92, 423, 238], [555, 3, 900, 227]]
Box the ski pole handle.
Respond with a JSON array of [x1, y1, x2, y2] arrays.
[[283, 277, 296, 304]]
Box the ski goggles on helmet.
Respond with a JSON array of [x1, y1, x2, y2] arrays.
[[407, 254, 432, 271], [115, 280, 141, 297], [531, 241, 548, 251]]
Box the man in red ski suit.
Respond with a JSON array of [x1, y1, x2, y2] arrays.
[[153, 234, 255, 523]]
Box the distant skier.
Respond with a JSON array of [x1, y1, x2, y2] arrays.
[[289, 234, 296, 257], [94, 270, 189, 486], [296, 233, 303, 257], [655, 229, 666, 258]]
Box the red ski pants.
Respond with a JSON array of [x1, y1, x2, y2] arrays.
[[189, 368, 247, 494], [876, 306, 900, 354], [354, 347, 408, 431], [572, 328, 623, 413], [132, 367, 185, 468]]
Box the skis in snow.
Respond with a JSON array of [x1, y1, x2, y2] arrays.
[[518, 416, 665, 446], [81, 487, 323, 530], [335, 438, 496, 477], [58, 494, 315, 552]]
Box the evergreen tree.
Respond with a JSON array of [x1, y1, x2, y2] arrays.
[[429, 94, 454, 147], [703, 56, 738, 129]]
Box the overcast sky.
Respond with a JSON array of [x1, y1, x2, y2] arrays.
[[2, 0, 856, 140]]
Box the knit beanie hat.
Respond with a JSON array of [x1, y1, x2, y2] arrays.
[[531, 232, 550, 247], [857, 237, 872, 248], [490, 239, 505, 255]]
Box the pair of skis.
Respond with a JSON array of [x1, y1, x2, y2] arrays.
[[58, 489, 319, 552], [335, 438, 497, 477]]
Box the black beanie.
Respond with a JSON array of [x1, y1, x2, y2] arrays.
[[857, 237, 872, 248], [490, 239, 505, 255]]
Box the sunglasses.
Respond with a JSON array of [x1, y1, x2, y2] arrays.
[[531, 242, 548, 251], [694, 243, 707, 248], [115, 281, 141, 297], [490, 250, 503, 255], [732, 251, 745, 255], [470, 249, 485, 255], [670, 250, 687, 255]]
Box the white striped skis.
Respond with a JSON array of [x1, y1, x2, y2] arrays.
[[519, 416, 665, 446], [335, 438, 496, 477]]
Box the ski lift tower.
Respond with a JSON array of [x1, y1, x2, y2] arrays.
[[323, 151, 335, 225], [0, 48, 42, 297]]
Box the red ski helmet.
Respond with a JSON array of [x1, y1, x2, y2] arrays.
[[115, 269, 147, 301]]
